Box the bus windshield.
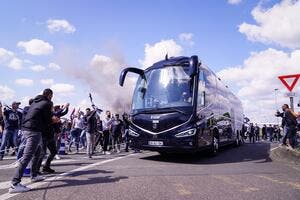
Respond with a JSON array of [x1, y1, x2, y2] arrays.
[[132, 65, 194, 112]]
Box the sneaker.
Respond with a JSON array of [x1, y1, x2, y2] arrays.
[[104, 151, 111, 155], [55, 155, 61, 160], [31, 175, 45, 183], [42, 167, 55, 174], [9, 183, 30, 193]]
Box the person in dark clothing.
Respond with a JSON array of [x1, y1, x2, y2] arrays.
[[0, 103, 3, 146], [275, 104, 298, 149], [262, 124, 267, 140], [93, 118, 103, 153], [122, 113, 130, 152], [85, 108, 97, 158], [285, 108, 299, 148], [9, 88, 59, 193], [254, 124, 260, 141], [267, 125, 274, 142], [0, 102, 23, 160], [273, 125, 280, 142], [37, 103, 69, 173], [248, 123, 255, 143], [111, 114, 123, 153]]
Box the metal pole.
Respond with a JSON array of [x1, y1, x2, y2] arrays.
[[290, 96, 294, 111], [274, 89, 279, 125]]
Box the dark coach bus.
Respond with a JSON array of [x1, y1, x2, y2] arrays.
[[119, 55, 244, 154]]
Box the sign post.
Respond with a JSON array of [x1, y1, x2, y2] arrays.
[[278, 74, 300, 111]]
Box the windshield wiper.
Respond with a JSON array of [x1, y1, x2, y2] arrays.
[[132, 107, 188, 117], [165, 107, 188, 115]]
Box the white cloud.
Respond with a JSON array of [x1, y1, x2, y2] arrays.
[[0, 85, 15, 100], [139, 39, 183, 68], [30, 65, 46, 72], [239, 0, 300, 49], [40, 79, 54, 85], [217, 48, 300, 123], [178, 33, 195, 46], [227, 0, 242, 5], [0, 48, 24, 70], [15, 78, 34, 86], [0, 48, 14, 63], [17, 39, 54, 55], [47, 19, 76, 33], [48, 62, 61, 71], [8, 58, 23, 70], [51, 83, 75, 95]]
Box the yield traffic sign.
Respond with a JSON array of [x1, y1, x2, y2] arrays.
[[278, 74, 300, 92]]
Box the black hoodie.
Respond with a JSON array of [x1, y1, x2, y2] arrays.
[[22, 95, 53, 133]]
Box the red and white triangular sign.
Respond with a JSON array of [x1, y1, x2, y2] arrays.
[[278, 74, 300, 92]]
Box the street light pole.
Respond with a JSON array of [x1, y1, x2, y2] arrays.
[[274, 88, 279, 125]]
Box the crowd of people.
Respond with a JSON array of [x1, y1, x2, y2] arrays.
[[0, 88, 130, 193], [242, 104, 300, 150], [0, 88, 299, 194], [244, 123, 282, 143]]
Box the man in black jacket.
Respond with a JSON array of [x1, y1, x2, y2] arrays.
[[276, 104, 298, 148], [9, 88, 59, 193]]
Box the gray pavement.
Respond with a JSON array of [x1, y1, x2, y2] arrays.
[[0, 141, 299, 200]]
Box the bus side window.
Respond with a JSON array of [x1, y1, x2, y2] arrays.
[[198, 70, 205, 106]]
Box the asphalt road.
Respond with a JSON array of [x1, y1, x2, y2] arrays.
[[0, 141, 299, 200]]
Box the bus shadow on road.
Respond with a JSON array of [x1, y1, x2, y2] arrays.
[[31, 169, 128, 192], [140, 142, 272, 165]]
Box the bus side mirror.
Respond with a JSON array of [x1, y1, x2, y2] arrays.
[[189, 55, 200, 77], [119, 67, 145, 87]]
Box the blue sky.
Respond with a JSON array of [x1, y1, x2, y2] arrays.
[[0, 0, 299, 122]]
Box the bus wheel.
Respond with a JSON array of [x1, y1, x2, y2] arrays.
[[211, 136, 219, 156]]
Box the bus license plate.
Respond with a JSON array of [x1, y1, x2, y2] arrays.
[[148, 141, 163, 146]]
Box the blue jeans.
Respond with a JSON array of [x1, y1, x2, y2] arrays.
[[0, 129, 18, 158], [80, 130, 86, 148], [68, 128, 81, 150]]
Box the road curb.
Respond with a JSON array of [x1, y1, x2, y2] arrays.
[[270, 146, 300, 165]]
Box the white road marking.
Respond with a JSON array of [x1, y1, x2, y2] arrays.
[[0, 159, 76, 170], [0, 181, 11, 190], [0, 153, 134, 200], [270, 147, 280, 152]]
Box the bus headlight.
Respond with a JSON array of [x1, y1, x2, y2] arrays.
[[175, 128, 196, 138], [129, 129, 140, 137]]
